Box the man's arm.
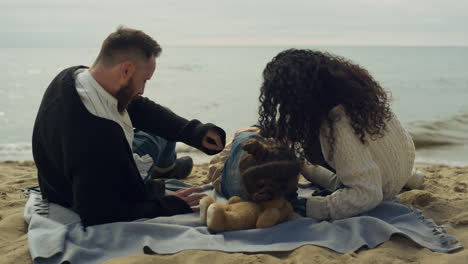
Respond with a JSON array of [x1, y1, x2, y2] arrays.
[[128, 96, 225, 154]]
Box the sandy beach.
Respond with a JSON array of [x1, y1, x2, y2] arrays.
[[0, 161, 467, 264]]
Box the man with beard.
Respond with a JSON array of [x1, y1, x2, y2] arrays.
[[32, 27, 226, 227]]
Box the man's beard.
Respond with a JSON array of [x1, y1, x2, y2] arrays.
[[116, 79, 136, 113]]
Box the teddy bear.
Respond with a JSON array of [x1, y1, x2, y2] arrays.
[[200, 195, 295, 233]]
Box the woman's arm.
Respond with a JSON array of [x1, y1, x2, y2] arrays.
[[301, 163, 340, 191], [306, 112, 383, 220]]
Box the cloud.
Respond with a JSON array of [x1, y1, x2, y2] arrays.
[[0, 0, 467, 47]]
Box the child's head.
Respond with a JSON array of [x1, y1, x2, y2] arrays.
[[258, 48, 392, 164], [239, 138, 300, 202]]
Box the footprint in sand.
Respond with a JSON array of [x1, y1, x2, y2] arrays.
[[398, 190, 436, 207], [450, 212, 468, 226], [453, 182, 467, 193]]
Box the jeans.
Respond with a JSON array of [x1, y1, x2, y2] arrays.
[[220, 132, 263, 200], [132, 129, 177, 181], [220, 132, 306, 216]]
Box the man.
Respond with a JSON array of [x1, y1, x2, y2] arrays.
[[32, 27, 226, 227]]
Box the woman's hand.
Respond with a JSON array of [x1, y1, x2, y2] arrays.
[[169, 186, 206, 212]]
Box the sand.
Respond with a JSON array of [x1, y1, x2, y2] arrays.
[[0, 161, 467, 264]]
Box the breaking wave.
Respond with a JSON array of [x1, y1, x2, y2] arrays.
[[0, 143, 33, 160], [408, 112, 468, 149]]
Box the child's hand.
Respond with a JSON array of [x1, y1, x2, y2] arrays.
[[234, 126, 261, 136]]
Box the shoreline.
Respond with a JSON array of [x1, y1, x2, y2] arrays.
[[0, 161, 467, 264], [2, 141, 468, 168]]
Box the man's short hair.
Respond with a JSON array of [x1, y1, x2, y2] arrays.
[[94, 26, 162, 67]]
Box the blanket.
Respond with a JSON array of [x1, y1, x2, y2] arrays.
[[24, 180, 463, 264]]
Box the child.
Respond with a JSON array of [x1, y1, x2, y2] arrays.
[[203, 135, 301, 232], [237, 48, 423, 221], [208, 132, 301, 208]]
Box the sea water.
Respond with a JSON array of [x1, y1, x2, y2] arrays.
[[0, 46, 467, 165]]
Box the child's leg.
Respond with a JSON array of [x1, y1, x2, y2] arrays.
[[133, 129, 192, 180], [208, 137, 234, 194], [220, 132, 263, 200]]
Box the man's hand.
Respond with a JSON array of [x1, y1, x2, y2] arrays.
[[234, 126, 261, 137], [169, 186, 206, 212], [202, 128, 224, 151]]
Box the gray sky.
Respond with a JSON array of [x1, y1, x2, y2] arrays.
[[1, 0, 467, 47]]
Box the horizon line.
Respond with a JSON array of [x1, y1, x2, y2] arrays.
[[2, 44, 468, 49]]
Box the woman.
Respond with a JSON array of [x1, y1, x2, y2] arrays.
[[235, 48, 423, 220]]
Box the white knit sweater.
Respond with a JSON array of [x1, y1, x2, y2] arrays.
[[306, 105, 415, 220]]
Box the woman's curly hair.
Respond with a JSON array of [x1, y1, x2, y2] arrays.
[[258, 49, 393, 164]]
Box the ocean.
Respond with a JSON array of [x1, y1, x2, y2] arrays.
[[1, 46, 467, 166]]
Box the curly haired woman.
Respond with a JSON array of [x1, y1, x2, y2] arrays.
[[237, 49, 424, 221]]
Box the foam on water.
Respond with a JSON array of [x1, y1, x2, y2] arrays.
[[0, 143, 34, 161], [408, 112, 468, 149], [0, 142, 212, 164], [415, 157, 468, 167]]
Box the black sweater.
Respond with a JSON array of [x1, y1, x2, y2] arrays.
[[32, 66, 226, 226]]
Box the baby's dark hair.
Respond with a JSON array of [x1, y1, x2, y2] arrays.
[[239, 138, 301, 202]]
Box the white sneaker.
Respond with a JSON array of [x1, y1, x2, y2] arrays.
[[405, 169, 425, 189]]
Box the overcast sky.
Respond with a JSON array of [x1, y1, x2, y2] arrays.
[[1, 0, 467, 47]]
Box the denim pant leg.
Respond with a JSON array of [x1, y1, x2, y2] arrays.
[[220, 160, 248, 200], [132, 130, 177, 180], [220, 132, 263, 201]]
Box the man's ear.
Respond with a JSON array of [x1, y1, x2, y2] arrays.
[[119, 60, 136, 83]]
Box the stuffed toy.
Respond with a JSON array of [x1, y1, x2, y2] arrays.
[[200, 137, 301, 233], [200, 195, 295, 233]]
